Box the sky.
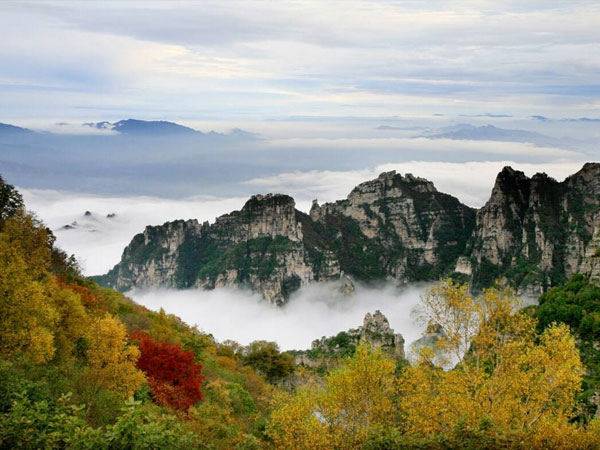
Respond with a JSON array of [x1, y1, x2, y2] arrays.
[[1, 1, 600, 122]]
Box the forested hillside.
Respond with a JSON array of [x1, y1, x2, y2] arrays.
[[1, 175, 600, 449]]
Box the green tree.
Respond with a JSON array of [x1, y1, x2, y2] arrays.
[[242, 340, 294, 383]]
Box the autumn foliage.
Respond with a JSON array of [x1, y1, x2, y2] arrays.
[[132, 331, 205, 410]]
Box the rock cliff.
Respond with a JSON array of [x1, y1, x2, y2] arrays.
[[468, 162, 600, 294], [100, 194, 317, 304], [294, 310, 405, 368], [97, 163, 600, 302]]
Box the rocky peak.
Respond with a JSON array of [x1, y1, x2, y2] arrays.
[[347, 170, 438, 202], [566, 163, 600, 198], [362, 310, 391, 334], [469, 162, 600, 292], [214, 193, 302, 242], [488, 166, 531, 208], [295, 310, 405, 368], [242, 193, 295, 213], [360, 310, 405, 359]]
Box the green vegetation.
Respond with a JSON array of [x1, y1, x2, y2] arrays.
[[535, 274, 600, 415], [175, 234, 297, 289]]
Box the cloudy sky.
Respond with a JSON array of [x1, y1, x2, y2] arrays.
[[1, 0, 600, 122]]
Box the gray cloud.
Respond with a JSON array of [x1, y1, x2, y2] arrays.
[[1, 1, 599, 119]]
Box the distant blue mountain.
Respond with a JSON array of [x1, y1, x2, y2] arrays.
[[531, 115, 551, 122], [561, 117, 600, 123], [83, 121, 112, 130], [418, 124, 570, 147], [80, 119, 258, 138], [0, 123, 35, 135], [531, 115, 600, 123], [111, 119, 199, 135], [374, 125, 426, 131]]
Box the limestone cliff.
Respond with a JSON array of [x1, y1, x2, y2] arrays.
[[309, 171, 476, 282], [294, 310, 405, 368], [97, 163, 600, 302], [100, 194, 317, 304], [468, 163, 600, 294]]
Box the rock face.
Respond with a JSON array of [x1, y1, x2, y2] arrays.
[[100, 194, 316, 304], [309, 171, 476, 282], [294, 310, 405, 367], [97, 164, 600, 302], [468, 163, 600, 294]]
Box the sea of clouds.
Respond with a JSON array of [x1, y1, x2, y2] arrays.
[[129, 282, 432, 351]]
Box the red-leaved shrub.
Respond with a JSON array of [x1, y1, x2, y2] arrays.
[[132, 331, 204, 410]]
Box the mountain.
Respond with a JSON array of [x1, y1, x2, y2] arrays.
[[97, 163, 600, 302], [466, 162, 600, 295], [0, 123, 35, 136], [97, 171, 476, 303], [419, 124, 570, 148], [84, 119, 199, 135], [293, 310, 405, 369]]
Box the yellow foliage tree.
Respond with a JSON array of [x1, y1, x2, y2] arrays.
[[401, 280, 585, 445], [267, 345, 397, 449], [85, 314, 145, 398], [45, 278, 90, 361], [0, 212, 57, 363]]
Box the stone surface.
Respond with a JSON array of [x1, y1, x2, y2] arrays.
[[468, 163, 600, 293], [294, 310, 405, 367], [97, 164, 600, 302]]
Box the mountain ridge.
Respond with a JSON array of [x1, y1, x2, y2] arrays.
[[97, 163, 600, 302]]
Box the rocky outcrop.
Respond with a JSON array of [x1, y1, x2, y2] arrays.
[[97, 163, 600, 302], [468, 163, 600, 293], [310, 171, 476, 281], [99, 194, 318, 304], [294, 310, 405, 367]]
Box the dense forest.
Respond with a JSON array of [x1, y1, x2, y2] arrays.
[[1, 176, 600, 449]]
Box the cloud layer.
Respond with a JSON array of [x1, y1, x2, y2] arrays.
[[129, 282, 432, 351], [1, 1, 599, 120]]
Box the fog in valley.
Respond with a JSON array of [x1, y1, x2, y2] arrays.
[[129, 282, 431, 351]]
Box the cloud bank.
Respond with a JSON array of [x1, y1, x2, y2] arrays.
[[1, 1, 599, 119], [129, 282, 432, 351]]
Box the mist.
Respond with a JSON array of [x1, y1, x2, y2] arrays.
[[21, 189, 249, 275], [129, 281, 432, 352]]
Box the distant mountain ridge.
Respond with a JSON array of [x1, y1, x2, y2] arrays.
[[0, 123, 35, 135], [0, 119, 255, 138], [418, 124, 572, 148], [97, 163, 600, 303], [86, 119, 198, 135]]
